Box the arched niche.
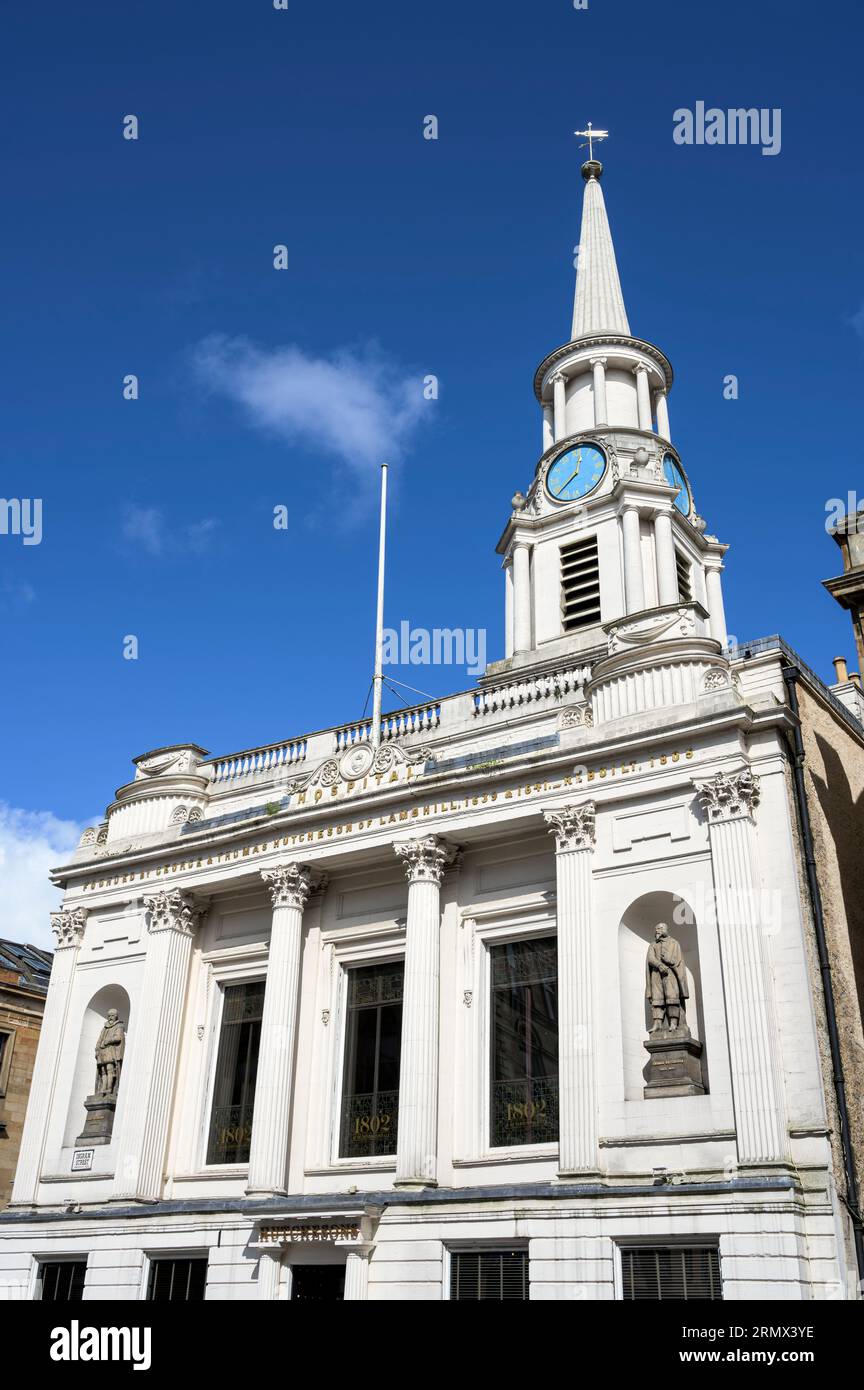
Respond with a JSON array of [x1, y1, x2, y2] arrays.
[[617, 891, 708, 1101], [63, 984, 131, 1148]]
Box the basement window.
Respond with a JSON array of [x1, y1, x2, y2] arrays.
[[621, 1245, 722, 1300]]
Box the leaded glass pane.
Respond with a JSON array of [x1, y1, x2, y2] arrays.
[[340, 962, 403, 1158], [207, 980, 264, 1165], [490, 937, 558, 1147]]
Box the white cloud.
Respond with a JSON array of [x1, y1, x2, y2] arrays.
[[191, 336, 428, 480], [122, 506, 165, 556], [121, 506, 220, 558], [0, 804, 87, 951]]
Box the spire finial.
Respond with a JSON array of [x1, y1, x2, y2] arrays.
[[574, 121, 609, 174]]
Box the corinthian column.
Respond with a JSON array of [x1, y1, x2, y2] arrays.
[[695, 769, 788, 1165], [112, 891, 203, 1201], [393, 836, 455, 1187], [544, 804, 599, 1176], [11, 909, 86, 1205], [246, 863, 320, 1196]]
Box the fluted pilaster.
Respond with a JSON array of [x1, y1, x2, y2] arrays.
[[545, 804, 599, 1176], [246, 863, 320, 1196], [113, 891, 203, 1201], [393, 836, 455, 1186], [11, 909, 87, 1205], [696, 769, 788, 1164]]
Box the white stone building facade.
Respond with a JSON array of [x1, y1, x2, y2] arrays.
[[1, 156, 861, 1302]]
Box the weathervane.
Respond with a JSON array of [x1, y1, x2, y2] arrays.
[[574, 122, 609, 161]]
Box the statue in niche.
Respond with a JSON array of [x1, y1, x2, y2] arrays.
[[645, 922, 689, 1033], [76, 1007, 127, 1146], [94, 1008, 126, 1098], [642, 922, 705, 1098]]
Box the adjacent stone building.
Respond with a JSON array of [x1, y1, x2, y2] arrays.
[[2, 153, 863, 1301], [0, 941, 52, 1209]]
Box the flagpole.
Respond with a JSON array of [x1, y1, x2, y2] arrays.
[[371, 463, 388, 750]]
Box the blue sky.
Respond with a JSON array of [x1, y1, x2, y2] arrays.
[[1, 0, 863, 938]]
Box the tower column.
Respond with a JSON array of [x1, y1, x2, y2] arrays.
[[590, 357, 607, 427], [542, 402, 554, 453], [695, 771, 788, 1165], [113, 891, 203, 1201], [705, 560, 728, 647], [621, 507, 645, 613], [545, 804, 599, 1176], [656, 389, 671, 441], [654, 511, 679, 606], [393, 836, 455, 1186], [634, 365, 653, 431], [246, 863, 320, 1196], [504, 559, 514, 658], [11, 909, 87, 1205], [552, 373, 567, 442], [512, 543, 532, 652]]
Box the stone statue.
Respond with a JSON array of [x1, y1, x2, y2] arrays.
[[94, 1009, 126, 1098], [645, 922, 689, 1032]]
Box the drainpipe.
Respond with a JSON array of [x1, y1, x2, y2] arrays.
[[782, 664, 864, 1286]]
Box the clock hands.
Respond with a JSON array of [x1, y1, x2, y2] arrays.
[[556, 449, 583, 495]]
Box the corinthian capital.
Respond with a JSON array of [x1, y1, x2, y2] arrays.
[[261, 863, 320, 910], [143, 889, 204, 935], [694, 768, 761, 823], [51, 907, 87, 949], [394, 836, 457, 885], [544, 802, 596, 852]]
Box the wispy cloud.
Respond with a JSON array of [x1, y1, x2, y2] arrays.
[[121, 506, 221, 559], [0, 576, 36, 611], [0, 804, 88, 949], [191, 336, 429, 480], [852, 301, 864, 342]]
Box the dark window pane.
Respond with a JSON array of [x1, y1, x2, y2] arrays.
[[622, 1247, 722, 1300], [147, 1257, 208, 1302], [207, 981, 265, 1164], [451, 1250, 528, 1301], [291, 1265, 346, 1300], [39, 1261, 87, 1301], [340, 962, 404, 1158], [491, 938, 558, 1147]]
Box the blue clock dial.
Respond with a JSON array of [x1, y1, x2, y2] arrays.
[[662, 453, 691, 515], [546, 443, 606, 502]]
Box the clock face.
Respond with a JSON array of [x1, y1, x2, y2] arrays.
[[545, 443, 606, 503], [663, 453, 690, 515]]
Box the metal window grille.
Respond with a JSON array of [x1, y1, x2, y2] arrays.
[[450, 1249, 529, 1301], [621, 1246, 722, 1300], [39, 1261, 87, 1301], [147, 1256, 208, 1302]]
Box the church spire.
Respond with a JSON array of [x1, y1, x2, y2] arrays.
[[571, 159, 631, 341]]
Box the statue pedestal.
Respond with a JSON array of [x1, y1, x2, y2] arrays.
[[75, 1093, 117, 1147], [643, 1027, 705, 1099]]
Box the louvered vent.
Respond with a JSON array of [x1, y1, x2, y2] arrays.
[[450, 1249, 529, 1301], [561, 535, 601, 632], [676, 550, 692, 603], [621, 1246, 722, 1301]]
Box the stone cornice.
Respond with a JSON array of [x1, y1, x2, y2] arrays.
[[534, 334, 674, 401]]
